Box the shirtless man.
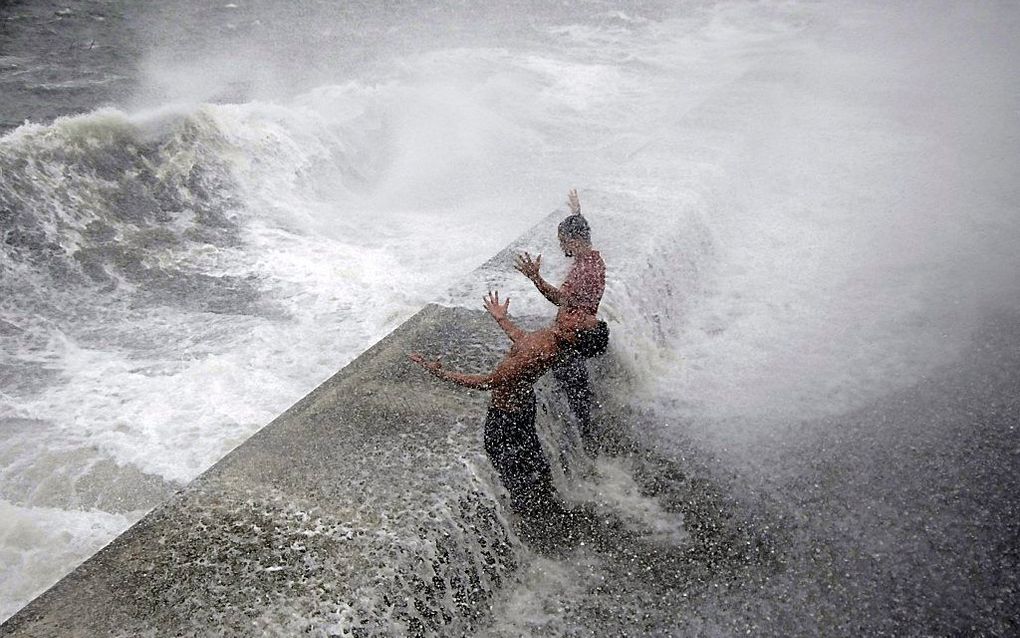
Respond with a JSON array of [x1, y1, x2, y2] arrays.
[[409, 291, 604, 514], [514, 189, 608, 453]]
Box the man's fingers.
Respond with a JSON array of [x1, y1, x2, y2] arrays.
[[514, 251, 540, 278], [568, 188, 581, 214], [410, 352, 441, 371]]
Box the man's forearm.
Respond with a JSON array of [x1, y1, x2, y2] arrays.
[[495, 315, 526, 342], [531, 275, 563, 306]]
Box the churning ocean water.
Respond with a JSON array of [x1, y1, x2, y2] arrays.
[[2, 0, 1019, 633]]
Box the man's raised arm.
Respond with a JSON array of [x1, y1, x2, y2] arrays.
[[514, 252, 563, 306], [409, 347, 534, 391]]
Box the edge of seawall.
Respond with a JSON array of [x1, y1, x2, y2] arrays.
[[1, 210, 768, 637], [2, 300, 526, 637], [0, 213, 573, 636]]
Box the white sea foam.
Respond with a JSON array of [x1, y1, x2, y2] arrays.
[[0, 501, 135, 622]]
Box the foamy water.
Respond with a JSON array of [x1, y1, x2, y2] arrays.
[[3, 0, 1019, 627]]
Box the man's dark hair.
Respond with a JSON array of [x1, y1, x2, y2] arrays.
[[558, 213, 591, 243], [570, 321, 609, 359]]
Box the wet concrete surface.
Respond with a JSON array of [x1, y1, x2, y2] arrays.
[[2, 290, 1016, 636], [0, 305, 530, 636]]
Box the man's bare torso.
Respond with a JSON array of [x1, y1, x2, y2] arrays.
[[490, 329, 560, 411]]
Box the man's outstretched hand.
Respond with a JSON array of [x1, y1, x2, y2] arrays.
[[514, 251, 542, 281], [483, 290, 510, 321], [409, 352, 442, 374], [567, 188, 581, 216]]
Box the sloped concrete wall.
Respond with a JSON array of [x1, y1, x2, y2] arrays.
[[0, 302, 545, 637], [1, 213, 775, 638]]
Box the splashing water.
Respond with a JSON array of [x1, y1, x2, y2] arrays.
[[2, 0, 1018, 630]]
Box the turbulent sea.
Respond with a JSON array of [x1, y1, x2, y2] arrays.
[[1, 0, 1019, 633]]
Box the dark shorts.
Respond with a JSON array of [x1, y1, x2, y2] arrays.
[[484, 392, 555, 513], [555, 321, 609, 453], [572, 320, 610, 359]]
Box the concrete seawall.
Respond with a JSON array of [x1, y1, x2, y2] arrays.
[[1, 300, 538, 636], [1, 217, 763, 637]]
